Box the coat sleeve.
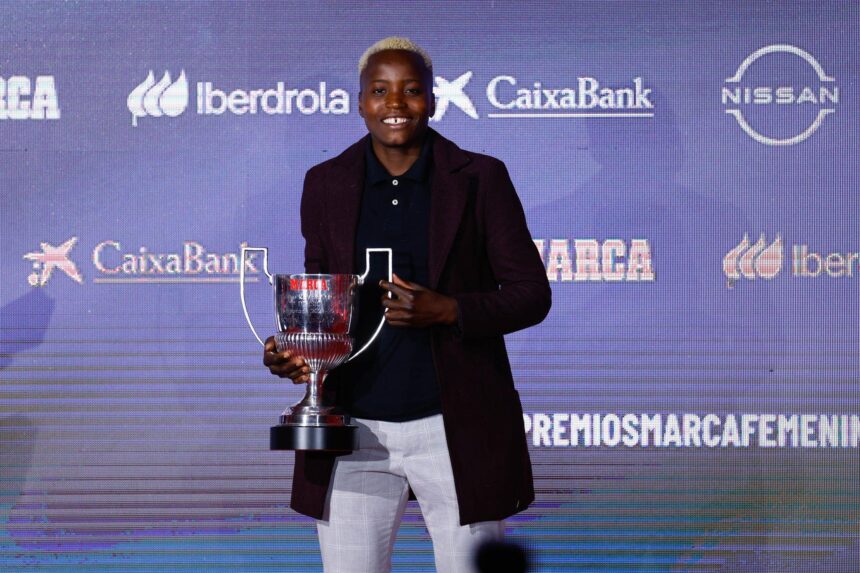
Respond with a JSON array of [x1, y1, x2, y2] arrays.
[[300, 167, 328, 274], [452, 160, 551, 339]]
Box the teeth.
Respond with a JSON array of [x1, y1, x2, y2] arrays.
[[383, 117, 408, 125]]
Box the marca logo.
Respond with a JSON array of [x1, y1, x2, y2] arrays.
[[23, 237, 83, 286], [535, 239, 655, 282], [723, 234, 859, 287], [722, 45, 838, 145], [0, 76, 60, 120], [290, 278, 329, 290], [128, 70, 349, 126]]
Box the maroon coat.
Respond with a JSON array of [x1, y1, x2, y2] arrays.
[[291, 129, 551, 525]]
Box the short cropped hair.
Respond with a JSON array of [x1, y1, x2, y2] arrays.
[[358, 37, 433, 75]]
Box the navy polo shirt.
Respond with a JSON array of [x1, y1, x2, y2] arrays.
[[342, 133, 442, 422]]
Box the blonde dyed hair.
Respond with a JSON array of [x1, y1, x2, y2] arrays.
[[358, 37, 433, 75]]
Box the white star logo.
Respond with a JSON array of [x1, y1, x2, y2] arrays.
[[23, 237, 84, 286], [432, 72, 479, 121]]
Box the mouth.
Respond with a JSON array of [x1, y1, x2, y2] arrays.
[[382, 116, 411, 126]]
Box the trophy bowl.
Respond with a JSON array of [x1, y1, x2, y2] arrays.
[[272, 273, 358, 450], [240, 248, 391, 452]]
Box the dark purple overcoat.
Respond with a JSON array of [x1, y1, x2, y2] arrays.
[[290, 129, 551, 525]]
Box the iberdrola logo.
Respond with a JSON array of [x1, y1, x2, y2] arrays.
[[723, 234, 783, 287], [127, 70, 189, 127]]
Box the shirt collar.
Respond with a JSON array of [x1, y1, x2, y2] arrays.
[[364, 131, 433, 186]]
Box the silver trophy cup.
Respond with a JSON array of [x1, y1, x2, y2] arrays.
[[240, 247, 391, 451]]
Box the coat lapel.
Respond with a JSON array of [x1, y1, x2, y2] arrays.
[[428, 130, 471, 290], [325, 137, 367, 274], [325, 130, 471, 284]]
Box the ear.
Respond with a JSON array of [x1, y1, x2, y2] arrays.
[[358, 92, 364, 118], [426, 72, 436, 118]]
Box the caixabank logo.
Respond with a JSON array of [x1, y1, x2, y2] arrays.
[[723, 234, 858, 287], [23, 238, 83, 286], [23, 238, 261, 286], [0, 75, 60, 120], [127, 69, 349, 126], [432, 72, 478, 121], [432, 70, 655, 121], [722, 44, 839, 146]]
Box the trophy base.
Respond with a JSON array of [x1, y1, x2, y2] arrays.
[[270, 424, 358, 452]]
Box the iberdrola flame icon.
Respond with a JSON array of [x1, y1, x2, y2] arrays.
[[142, 72, 173, 117], [723, 233, 784, 287], [755, 234, 783, 279], [127, 70, 189, 127], [739, 234, 768, 279], [160, 71, 188, 117], [127, 71, 155, 127], [722, 234, 750, 281]]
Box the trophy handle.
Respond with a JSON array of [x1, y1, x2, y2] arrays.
[[347, 247, 392, 362], [240, 246, 273, 347]]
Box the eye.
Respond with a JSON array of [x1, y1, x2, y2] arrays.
[[406, 88, 422, 95], [372, 87, 386, 95]]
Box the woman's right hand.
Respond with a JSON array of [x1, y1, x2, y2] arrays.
[[263, 336, 310, 383]]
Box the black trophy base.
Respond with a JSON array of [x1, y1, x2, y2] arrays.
[[270, 424, 358, 452]]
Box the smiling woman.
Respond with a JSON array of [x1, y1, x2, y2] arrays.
[[357, 40, 436, 175], [263, 35, 551, 573]]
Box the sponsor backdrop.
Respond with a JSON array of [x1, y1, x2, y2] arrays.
[[1, 1, 857, 571]]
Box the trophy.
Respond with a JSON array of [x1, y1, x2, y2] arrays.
[[240, 247, 391, 452]]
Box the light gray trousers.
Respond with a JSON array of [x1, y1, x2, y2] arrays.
[[316, 414, 504, 573]]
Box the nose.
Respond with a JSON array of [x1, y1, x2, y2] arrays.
[[385, 91, 405, 108]]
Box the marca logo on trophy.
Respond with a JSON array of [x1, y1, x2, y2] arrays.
[[240, 246, 392, 452], [722, 44, 839, 145]]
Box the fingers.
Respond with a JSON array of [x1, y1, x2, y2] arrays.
[[288, 364, 311, 384], [381, 293, 415, 326], [379, 279, 413, 301], [391, 273, 410, 288], [379, 275, 439, 328], [382, 306, 419, 327], [381, 292, 412, 309], [384, 316, 415, 327], [389, 273, 426, 291], [264, 336, 277, 352], [380, 277, 420, 326], [262, 346, 310, 383]]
